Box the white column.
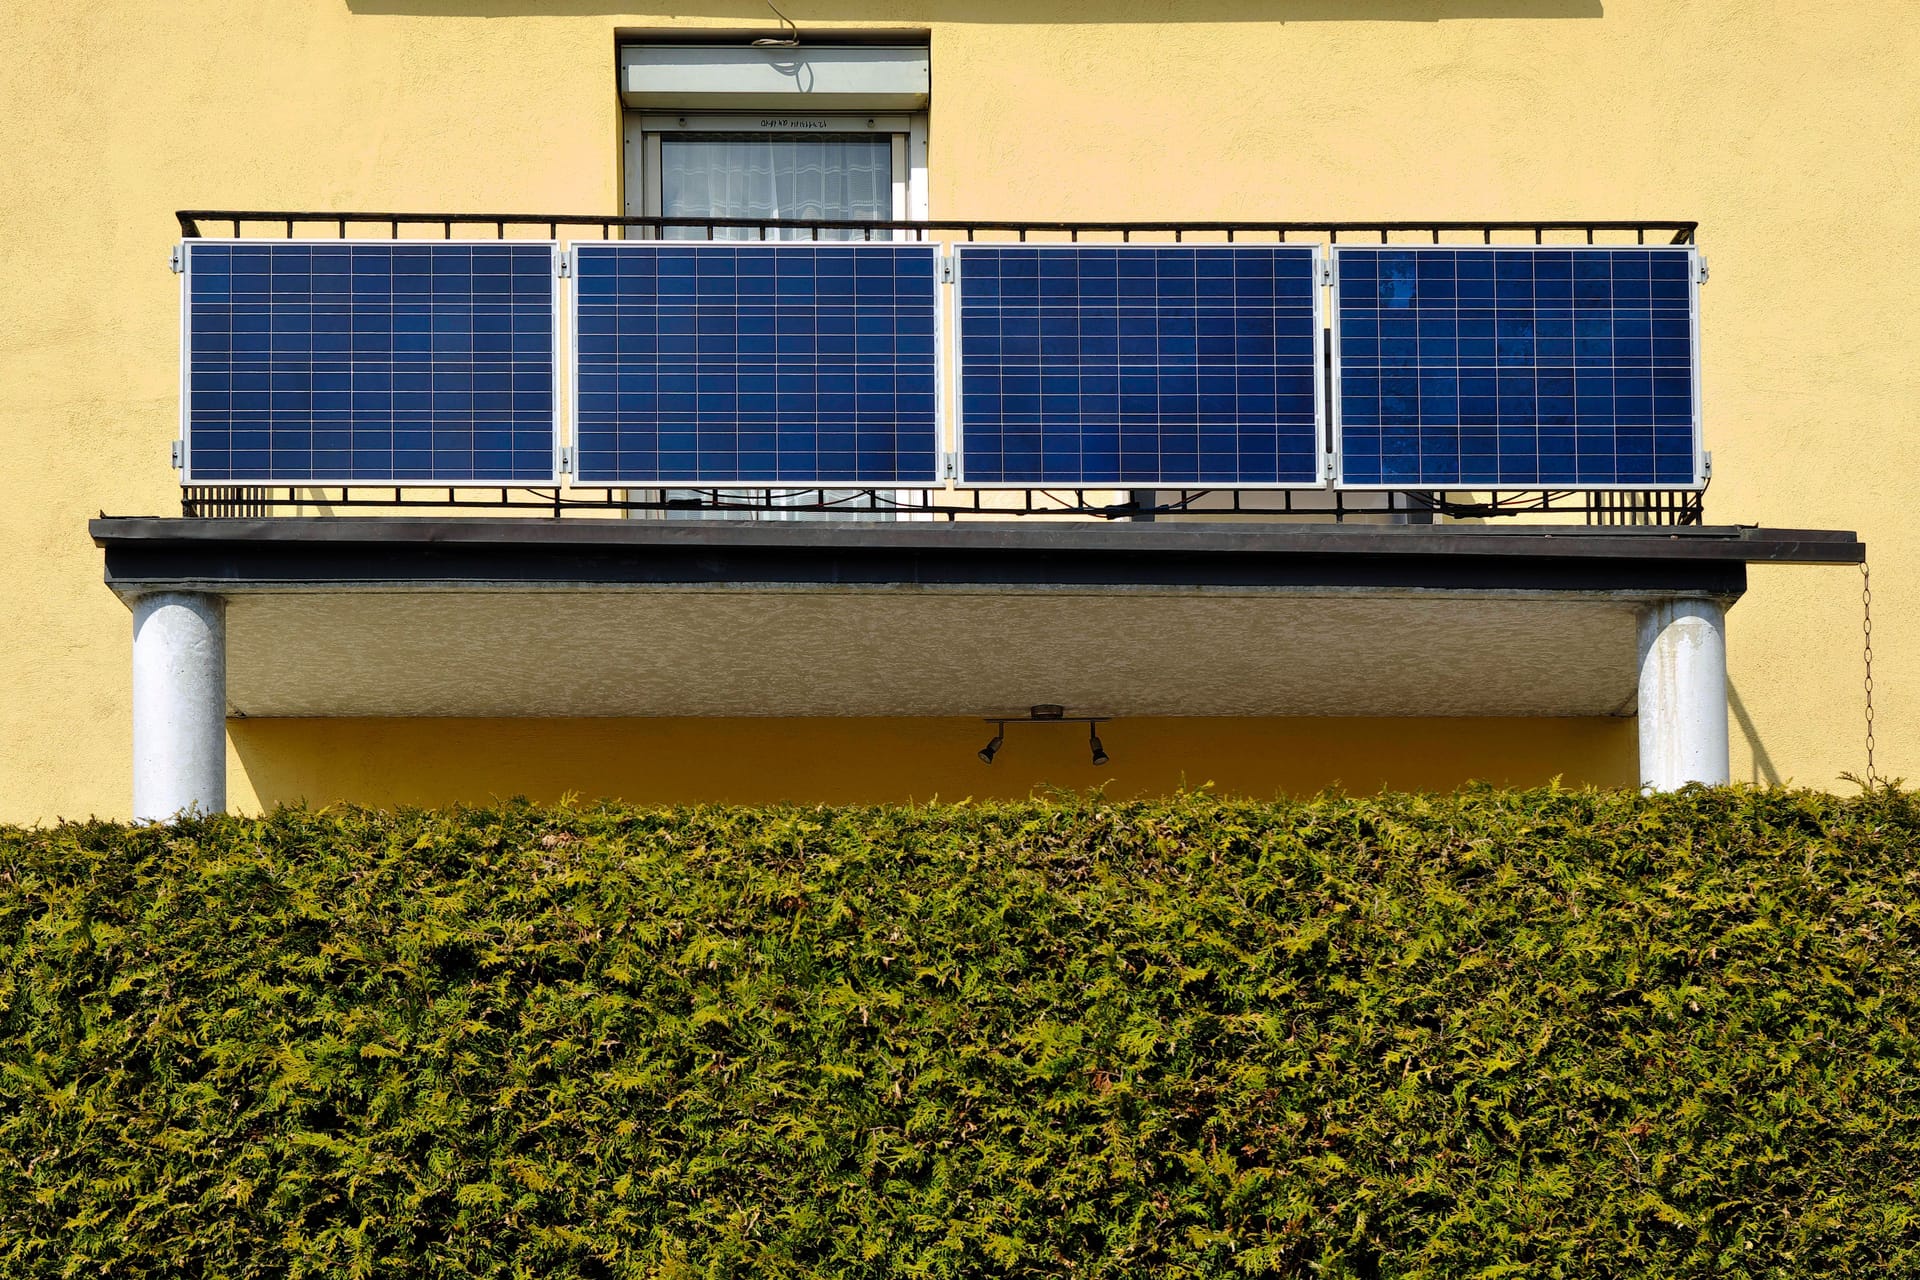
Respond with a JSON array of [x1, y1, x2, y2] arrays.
[[131, 592, 227, 821], [1636, 598, 1730, 791]]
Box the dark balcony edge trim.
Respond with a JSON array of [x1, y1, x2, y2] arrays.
[[89, 517, 1862, 558], [89, 518, 1860, 598]]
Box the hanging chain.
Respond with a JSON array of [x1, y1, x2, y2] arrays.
[[1863, 558, 1877, 786]]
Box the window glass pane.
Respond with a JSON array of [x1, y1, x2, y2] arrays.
[[661, 135, 892, 240]]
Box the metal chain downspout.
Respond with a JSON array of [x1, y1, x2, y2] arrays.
[[1863, 558, 1877, 786]]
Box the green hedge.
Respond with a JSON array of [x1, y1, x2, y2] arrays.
[[3, 789, 1919, 1277]]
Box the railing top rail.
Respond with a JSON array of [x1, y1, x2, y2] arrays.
[[176, 210, 1700, 244]]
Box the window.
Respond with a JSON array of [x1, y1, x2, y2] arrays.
[[620, 42, 930, 229], [636, 116, 921, 238], [620, 45, 931, 518]]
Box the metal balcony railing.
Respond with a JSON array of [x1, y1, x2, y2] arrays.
[[174, 210, 1705, 526]]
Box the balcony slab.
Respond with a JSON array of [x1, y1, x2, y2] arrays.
[[91, 517, 1862, 721]]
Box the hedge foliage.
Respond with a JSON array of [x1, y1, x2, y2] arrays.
[[3, 788, 1920, 1277]]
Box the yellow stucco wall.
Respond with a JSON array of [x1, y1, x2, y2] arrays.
[[2, 2, 1912, 820], [227, 717, 1636, 810]]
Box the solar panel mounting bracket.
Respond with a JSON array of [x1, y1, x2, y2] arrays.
[[938, 253, 955, 283], [1318, 258, 1334, 287], [169, 245, 184, 275], [1694, 254, 1709, 285], [942, 450, 957, 479], [559, 446, 574, 476], [170, 440, 183, 470], [555, 248, 572, 279]]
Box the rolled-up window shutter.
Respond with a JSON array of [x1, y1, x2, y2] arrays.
[[620, 45, 930, 111]]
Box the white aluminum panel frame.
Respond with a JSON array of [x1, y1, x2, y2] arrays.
[[177, 238, 564, 488], [567, 240, 945, 489], [1329, 243, 1706, 492], [950, 242, 1330, 491]]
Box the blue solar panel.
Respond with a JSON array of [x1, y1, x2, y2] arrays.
[[571, 243, 940, 485], [181, 241, 558, 483], [1334, 246, 1701, 488], [954, 245, 1323, 487]]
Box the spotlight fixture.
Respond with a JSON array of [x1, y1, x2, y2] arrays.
[[972, 708, 1112, 765]]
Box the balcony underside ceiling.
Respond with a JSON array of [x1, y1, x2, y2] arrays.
[[91, 517, 1865, 721], [224, 586, 1645, 719]]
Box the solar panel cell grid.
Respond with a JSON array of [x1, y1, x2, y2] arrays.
[[571, 243, 940, 485], [178, 238, 1702, 495], [955, 246, 1323, 487], [1335, 247, 1699, 488], [183, 242, 557, 483]]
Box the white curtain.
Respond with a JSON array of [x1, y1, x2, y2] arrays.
[[656, 134, 898, 519], [661, 135, 891, 240]]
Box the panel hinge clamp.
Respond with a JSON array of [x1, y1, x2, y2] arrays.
[[555, 250, 572, 280], [559, 446, 574, 476], [1319, 259, 1334, 287], [942, 450, 957, 479], [939, 253, 955, 284], [169, 245, 184, 275], [171, 440, 183, 469], [1694, 254, 1709, 285], [1702, 451, 1713, 479]]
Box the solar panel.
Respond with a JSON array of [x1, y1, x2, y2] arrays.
[[954, 245, 1323, 487], [1333, 246, 1702, 488], [180, 240, 559, 484], [571, 242, 940, 485]]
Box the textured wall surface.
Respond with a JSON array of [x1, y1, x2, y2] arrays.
[[2, 1, 1912, 818], [222, 588, 1645, 717]]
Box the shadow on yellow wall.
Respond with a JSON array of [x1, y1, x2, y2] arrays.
[[1728, 682, 1783, 787], [230, 715, 1636, 810]]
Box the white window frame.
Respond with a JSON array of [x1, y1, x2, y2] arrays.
[[624, 111, 929, 228]]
